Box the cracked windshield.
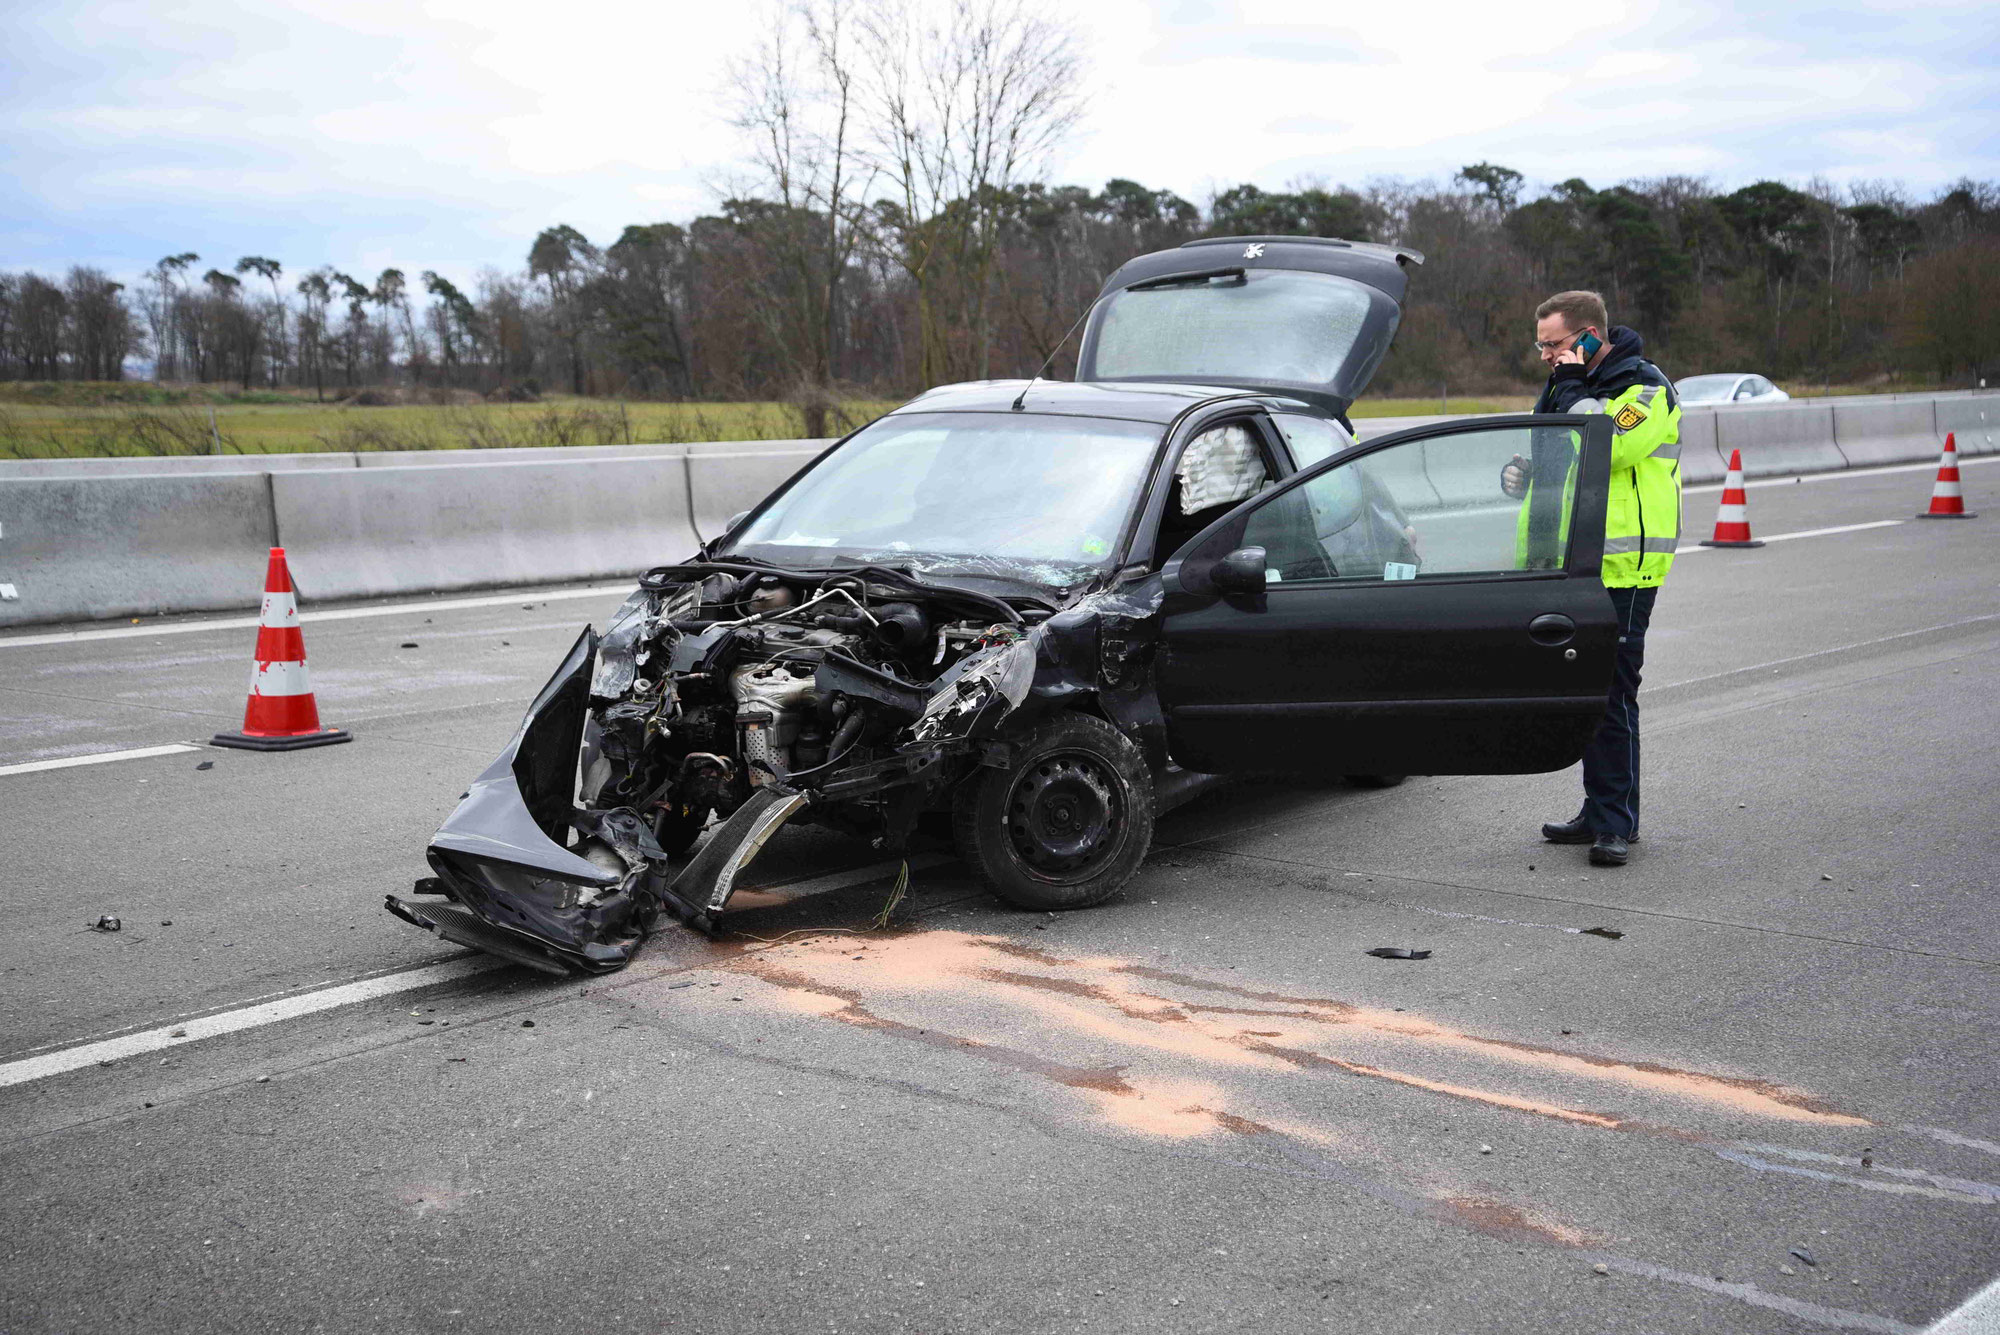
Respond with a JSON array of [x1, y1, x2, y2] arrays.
[[727, 411, 1160, 579]]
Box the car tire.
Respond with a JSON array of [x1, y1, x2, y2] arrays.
[[1345, 774, 1407, 788], [953, 712, 1156, 912]]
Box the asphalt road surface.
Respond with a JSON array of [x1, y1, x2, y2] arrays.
[[3, 455, 1997, 1335]]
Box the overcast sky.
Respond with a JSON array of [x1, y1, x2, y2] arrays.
[[5, 0, 1997, 287]]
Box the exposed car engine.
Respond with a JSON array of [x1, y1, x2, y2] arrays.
[[581, 562, 1041, 864]]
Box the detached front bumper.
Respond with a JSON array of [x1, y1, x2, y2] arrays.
[[387, 628, 665, 975]]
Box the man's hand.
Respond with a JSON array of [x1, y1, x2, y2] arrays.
[[1553, 345, 1587, 367], [1500, 454, 1528, 498]]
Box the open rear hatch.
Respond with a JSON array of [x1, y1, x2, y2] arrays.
[[1076, 235, 1421, 419]]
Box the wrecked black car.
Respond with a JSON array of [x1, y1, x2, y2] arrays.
[[387, 236, 1620, 974]]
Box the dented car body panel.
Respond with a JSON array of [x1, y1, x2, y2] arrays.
[[391, 236, 1620, 974]]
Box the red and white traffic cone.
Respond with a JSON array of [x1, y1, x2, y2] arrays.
[[211, 548, 352, 751], [1916, 433, 1977, 519], [1700, 448, 1764, 548]]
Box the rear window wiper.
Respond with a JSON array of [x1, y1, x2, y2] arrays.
[[1130, 266, 1247, 291]]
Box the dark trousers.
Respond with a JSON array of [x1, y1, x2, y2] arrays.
[[1581, 585, 1657, 839]]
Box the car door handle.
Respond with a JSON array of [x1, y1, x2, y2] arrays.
[[1528, 614, 1575, 646]]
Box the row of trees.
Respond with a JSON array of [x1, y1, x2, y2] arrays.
[[2, 0, 1996, 415]]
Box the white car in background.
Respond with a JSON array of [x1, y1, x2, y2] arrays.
[[1675, 373, 1791, 405]]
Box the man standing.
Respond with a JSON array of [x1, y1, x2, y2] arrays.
[[1502, 290, 1681, 866]]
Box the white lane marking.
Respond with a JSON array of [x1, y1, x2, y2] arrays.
[[1653, 612, 2000, 692], [1676, 519, 1904, 553], [0, 743, 199, 777], [0, 856, 960, 1089], [1685, 452, 2000, 495], [0, 583, 633, 650], [1925, 1272, 2000, 1335], [1906, 1125, 2000, 1158], [0, 956, 504, 1089]]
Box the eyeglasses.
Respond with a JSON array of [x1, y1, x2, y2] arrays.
[[1532, 329, 1584, 354]]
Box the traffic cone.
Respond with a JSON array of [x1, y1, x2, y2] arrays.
[[1699, 449, 1764, 548], [1916, 433, 1977, 519], [211, 548, 352, 751]]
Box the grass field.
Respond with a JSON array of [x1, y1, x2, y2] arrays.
[[0, 389, 900, 459], [0, 379, 1942, 459]]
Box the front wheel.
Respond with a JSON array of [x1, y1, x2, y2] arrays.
[[953, 713, 1156, 911]]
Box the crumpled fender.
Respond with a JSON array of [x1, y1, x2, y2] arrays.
[[396, 628, 667, 974]]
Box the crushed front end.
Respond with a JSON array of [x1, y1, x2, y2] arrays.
[[388, 561, 1053, 971]]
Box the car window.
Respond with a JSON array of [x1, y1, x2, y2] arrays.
[[1092, 270, 1375, 385], [1241, 423, 1585, 583], [727, 411, 1161, 576], [1271, 413, 1357, 469], [1733, 379, 1757, 400]]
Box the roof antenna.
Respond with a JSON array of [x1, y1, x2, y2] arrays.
[[1011, 298, 1103, 412]]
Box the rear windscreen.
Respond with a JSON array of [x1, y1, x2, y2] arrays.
[[1091, 269, 1375, 385]]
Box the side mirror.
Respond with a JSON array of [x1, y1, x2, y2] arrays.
[[725, 510, 750, 531], [1211, 546, 1268, 595]]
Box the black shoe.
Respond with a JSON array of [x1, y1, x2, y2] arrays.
[[1541, 813, 1594, 844], [1589, 833, 1630, 866]]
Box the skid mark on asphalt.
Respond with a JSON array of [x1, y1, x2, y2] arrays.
[[636, 927, 1989, 1331]]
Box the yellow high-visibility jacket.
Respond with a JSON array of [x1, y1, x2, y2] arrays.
[[1528, 327, 1683, 589]]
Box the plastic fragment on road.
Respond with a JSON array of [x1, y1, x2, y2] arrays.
[[1790, 1247, 1817, 1267], [91, 915, 121, 932], [195, 760, 214, 771], [1579, 926, 1624, 940], [1365, 947, 1430, 960]]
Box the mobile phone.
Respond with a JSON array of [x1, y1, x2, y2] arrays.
[[1573, 329, 1603, 361]]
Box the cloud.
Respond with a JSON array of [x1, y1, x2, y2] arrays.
[[2, 0, 1995, 285]]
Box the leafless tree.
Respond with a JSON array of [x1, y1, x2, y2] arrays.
[[853, 0, 1086, 384], [725, 0, 875, 434]]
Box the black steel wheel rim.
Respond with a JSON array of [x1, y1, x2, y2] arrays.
[[1005, 749, 1124, 884]]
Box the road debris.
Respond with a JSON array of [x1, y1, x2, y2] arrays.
[[1579, 927, 1624, 940], [521, 1020, 535, 1028], [1365, 947, 1430, 960], [1592, 1263, 1609, 1275], [1479, 1144, 1494, 1154], [1790, 1247, 1817, 1267], [399, 642, 419, 649], [195, 760, 214, 771], [90, 915, 121, 933], [1779, 1264, 1796, 1276]]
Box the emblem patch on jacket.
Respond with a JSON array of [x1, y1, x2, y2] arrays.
[[1614, 403, 1648, 431]]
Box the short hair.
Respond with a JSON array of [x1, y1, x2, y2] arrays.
[[1536, 290, 1609, 333]]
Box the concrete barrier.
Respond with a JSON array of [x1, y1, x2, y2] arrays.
[[685, 448, 825, 542], [1674, 407, 1727, 484], [1714, 404, 1848, 478], [270, 457, 706, 603], [1832, 400, 1940, 467], [1937, 397, 1998, 458], [0, 452, 357, 478], [4, 392, 1988, 630], [0, 472, 277, 628]]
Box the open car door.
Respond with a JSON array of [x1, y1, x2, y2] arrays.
[[1155, 414, 1616, 775]]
